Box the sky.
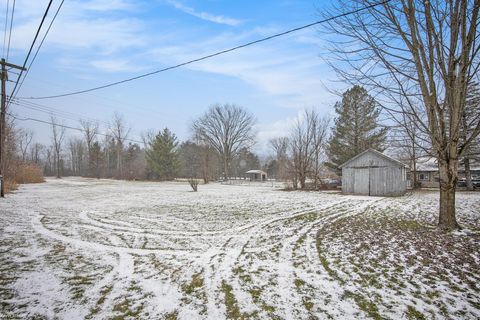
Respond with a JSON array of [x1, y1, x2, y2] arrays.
[[4, 0, 345, 156]]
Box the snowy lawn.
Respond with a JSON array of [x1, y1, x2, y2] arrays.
[[0, 177, 479, 319]]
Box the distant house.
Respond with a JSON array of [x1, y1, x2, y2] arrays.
[[245, 170, 267, 182], [414, 157, 480, 188], [339, 149, 408, 196]]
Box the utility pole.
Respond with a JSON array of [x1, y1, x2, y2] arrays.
[[0, 58, 26, 197]]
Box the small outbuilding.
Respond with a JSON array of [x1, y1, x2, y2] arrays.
[[245, 170, 267, 182], [339, 149, 407, 196]]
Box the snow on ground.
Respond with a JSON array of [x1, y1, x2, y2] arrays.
[[0, 177, 479, 319]]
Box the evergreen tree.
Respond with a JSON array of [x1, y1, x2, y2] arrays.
[[461, 82, 480, 190], [328, 85, 387, 167], [231, 147, 260, 178], [145, 128, 179, 180], [178, 140, 202, 178], [89, 141, 104, 179]]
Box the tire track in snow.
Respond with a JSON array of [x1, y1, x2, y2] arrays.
[[201, 199, 356, 318]]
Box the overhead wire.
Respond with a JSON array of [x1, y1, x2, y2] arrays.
[[22, 0, 391, 100], [2, 0, 9, 58], [10, 98, 111, 127], [6, 0, 15, 60], [12, 0, 64, 100], [8, 112, 144, 144], [8, 0, 53, 102]]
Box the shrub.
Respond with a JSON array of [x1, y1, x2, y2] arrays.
[[188, 178, 199, 192], [4, 178, 17, 193], [3, 162, 44, 194], [15, 163, 45, 184]]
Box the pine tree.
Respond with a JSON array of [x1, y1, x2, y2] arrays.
[[328, 85, 387, 168], [461, 82, 480, 190], [145, 128, 179, 181], [89, 141, 104, 179]]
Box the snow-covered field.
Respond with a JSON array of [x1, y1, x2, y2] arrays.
[[0, 178, 479, 319]]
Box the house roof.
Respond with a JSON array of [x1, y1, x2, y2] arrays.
[[245, 170, 267, 174], [415, 157, 438, 172], [416, 156, 480, 172], [339, 148, 408, 168]]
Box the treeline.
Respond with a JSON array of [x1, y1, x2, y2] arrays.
[[268, 85, 387, 190], [9, 84, 479, 192], [3, 119, 44, 192], [15, 107, 262, 183]]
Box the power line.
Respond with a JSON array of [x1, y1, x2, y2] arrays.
[[6, 0, 15, 60], [2, 0, 9, 58], [10, 98, 110, 127], [9, 0, 53, 101], [13, 0, 64, 99], [23, 0, 391, 100], [8, 112, 144, 144]]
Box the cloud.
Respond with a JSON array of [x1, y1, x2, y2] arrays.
[[7, 0, 146, 53], [253, 111, 305, 156], [77, 0, 137, 12], [166, 0, 242, 26], [148, 28, 338, 109], [90, 59, 146, 73]]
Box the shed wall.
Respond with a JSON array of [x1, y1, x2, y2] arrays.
[[341, 151, 407, 196]]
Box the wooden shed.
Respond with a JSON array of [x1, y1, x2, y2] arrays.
[[245, 170, 267, 181], [339, 149, 407, 196]]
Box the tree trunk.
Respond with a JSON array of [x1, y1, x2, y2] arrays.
[[299, 172, 306, 189], [223, 156, 229, 180], [56, 153, 61, 179], [464, 157, 473, 191], [412, 161, 417, 189], [203, 150, 209, 184], [411, 141, 417, 189], [437, 160, 459, 230]]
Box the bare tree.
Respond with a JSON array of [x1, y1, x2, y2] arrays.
[[80, 120, 99, 177], [310, 112, 330, 189], [270, 137, 289, 180], [51, 116, 66, 179], [109, 113, 130, 179], [390, 112, 431, 189], [324, 0, 480, 230], [68, 138, 85, 176], [29, 143, 44, 165], [289, 110, 330, 189], [17, 129, 34, 162], [45, 146, 53, 176], [192, 104, 256, 180]]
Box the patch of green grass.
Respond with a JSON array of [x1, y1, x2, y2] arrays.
[[295, 212, 320, 222], [294, 278, 306, 288], [296, 234, 307, 246], [233, 266, 252, 283], [163, 310, 178, 320], [406, 305, 426, 320], [86, 285, 113, 318], [248, 287, 276, 314], [66, 275, 95, 301], [183, 272, 204, 295], [303, 297, 314, 311], [222, 281, 242, 319], [343, 290, 382, 320], [221, 280, 256, 319], [111, 297, 144, 320]]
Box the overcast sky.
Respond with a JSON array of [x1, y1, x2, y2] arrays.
[[5, 0, 344, 156]]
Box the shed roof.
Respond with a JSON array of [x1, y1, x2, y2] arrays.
[[245, 170, 267, 174], [339, 149, 408, 168]]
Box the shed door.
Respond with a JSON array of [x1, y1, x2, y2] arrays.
[[353, 168, 370, 195], [369, 167, 387, 196]]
